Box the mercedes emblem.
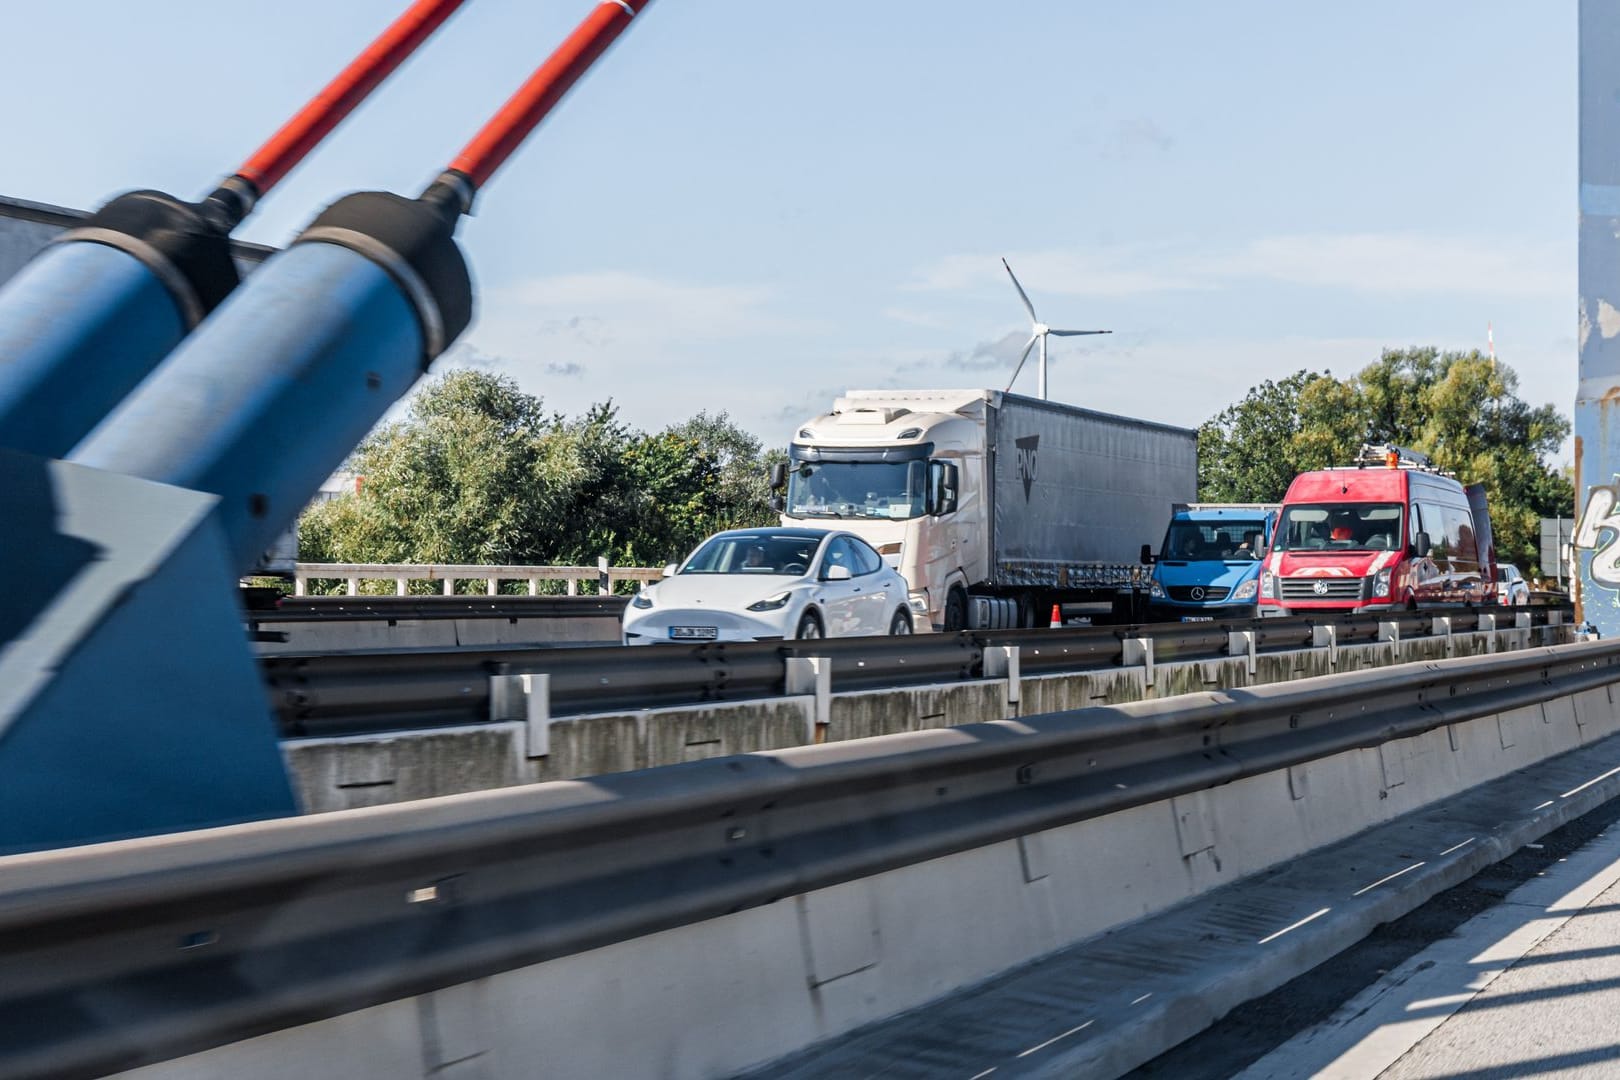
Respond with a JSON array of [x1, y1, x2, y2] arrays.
[[1190, 586, 1205, 601]]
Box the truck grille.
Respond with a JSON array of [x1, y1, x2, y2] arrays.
[[1166, 586, 1230, 602], [1280, 577, 1366, 601]]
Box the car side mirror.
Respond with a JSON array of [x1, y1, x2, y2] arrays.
[[662, 562, 678, 578], [823, 564, 852, 582], [1140, 543, 1155, 565], [1413, 532, 1431, 558], [768, 462, 787, 490]]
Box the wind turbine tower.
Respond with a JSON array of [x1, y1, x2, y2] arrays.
[[1001, 257, 1111, 400]]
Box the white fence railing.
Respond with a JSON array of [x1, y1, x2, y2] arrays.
[[292, 561, 664, 597]]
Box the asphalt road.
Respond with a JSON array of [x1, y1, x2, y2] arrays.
[[1131, 792, 1620, 1080]]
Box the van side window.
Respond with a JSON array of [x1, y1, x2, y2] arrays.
[[1447, 506, 1477, 563], [1410, 503, 1427, 551]]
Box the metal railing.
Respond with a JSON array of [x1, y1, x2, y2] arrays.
[[9, 636, 1617, 1079], [291, 561, 664, 597], [263, 604, 1570, 737]]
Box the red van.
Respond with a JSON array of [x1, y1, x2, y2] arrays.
[[1258, 445, 1495, 615]]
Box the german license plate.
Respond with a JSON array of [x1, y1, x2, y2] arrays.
[[669, 626, 718, 640], [1181, 616, 1214, 622]]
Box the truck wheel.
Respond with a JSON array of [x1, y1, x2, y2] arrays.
[[888, 609, 912, 635], [944, 589, 968, 632], [795, 610, 823, 639], [1017, 594, 1040, 628]]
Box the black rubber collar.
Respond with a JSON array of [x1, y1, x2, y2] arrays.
[[72, 190, 242, 322]]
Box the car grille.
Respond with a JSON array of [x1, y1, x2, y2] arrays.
[[1280, 577, 1367, 601], [1166, 586, 1231, 602]]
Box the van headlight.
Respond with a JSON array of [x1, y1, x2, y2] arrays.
[[1233, 579, 1258, 601], [1149, 580, 1165, 599], [747, 591, 793, 612], [1260, 573, 1278, 599], [1372, 569, 1392, 598], [630, 591, 654, 609]]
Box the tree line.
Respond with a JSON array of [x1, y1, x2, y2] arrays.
[[298, 370, 780, 589], [1197, 347, 1572, 576], [302, 348, 1573, 585]]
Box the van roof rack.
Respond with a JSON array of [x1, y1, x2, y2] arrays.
[[1356, 443, 1438, 471]]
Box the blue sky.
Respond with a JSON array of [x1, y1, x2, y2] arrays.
[[0, 2, 1577, 458]]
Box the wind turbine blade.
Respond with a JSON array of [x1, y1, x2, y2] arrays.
[[1002, 258, 1038, 323], [1005, 333, 1040, 391], [1047, 329, 1112, 337]]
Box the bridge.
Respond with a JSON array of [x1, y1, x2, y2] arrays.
[[7, 3, 1620, 1079]]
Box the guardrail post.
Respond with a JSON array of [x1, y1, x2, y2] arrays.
[[785, 657, 831, 741], [1516, 611, 1533, 630], [598, 556, 610, 595], [985, 645, 1021, 713], [1378, 620, 1400, 646], [442, 577, 454, 596], [1478, 611, 1500, 653], [1122, 637, 1154, 687], [294, 573, 308, 596], [1432, 615, 1455, 656], [1548, 610, 1565, 627], [1227, 630, 1256, 676], [488, 673, 552, 757], [1311, 625, 1337, 666], [346, 575, 359, 596]]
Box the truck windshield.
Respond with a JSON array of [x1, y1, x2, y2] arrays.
[[1275, 503, 1403, 552], [1161, 521, 1266, 562], [786, 460, 927, 520]]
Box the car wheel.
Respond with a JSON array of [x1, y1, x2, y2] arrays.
[[943, 589, 968, 632], [795, 610, 823, 640], [889, 609, 912, 635]]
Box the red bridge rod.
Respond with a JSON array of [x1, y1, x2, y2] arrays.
[[235, 0, 469, 195], [446, 0, 654, 192]]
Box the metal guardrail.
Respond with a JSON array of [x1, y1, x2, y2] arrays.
[[249, 595, 630, 623], [263, 605, 1569, 737], [290, 561, 664, 597], [10, 637, 1617, 1079]]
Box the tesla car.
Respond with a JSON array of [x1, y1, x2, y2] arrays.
[[622, 527, 912, 644]]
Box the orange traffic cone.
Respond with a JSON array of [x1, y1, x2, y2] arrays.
[[1049, 604, 1063, 629]]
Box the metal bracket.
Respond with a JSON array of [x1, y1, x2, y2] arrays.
[[1311, 624, 1338, 665], [1227, 630, 1256, 676], [985, 644, 1021, 708], [1122, 636, 1155, 687], [1433, 615, 1455, 656], [489, 673, 552, 758], [785, 656, 831, 740]]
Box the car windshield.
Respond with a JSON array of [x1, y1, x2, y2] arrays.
[[1160, 520, 1266, 562], [679, 534, 821, 575], [1496, 567, 1516, 582], [1275, 503, 1404, 552], [786, 460, 927, 520]]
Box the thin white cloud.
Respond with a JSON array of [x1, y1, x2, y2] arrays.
[[908, 232, 1572, 301]]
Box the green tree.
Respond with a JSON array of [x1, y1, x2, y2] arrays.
[[1197, 348, 1572, 575], [298, 371, 784, 588]]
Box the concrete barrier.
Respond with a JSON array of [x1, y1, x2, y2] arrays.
[[124, 635, 1615, 1080], [284, 624, 1567, 813]]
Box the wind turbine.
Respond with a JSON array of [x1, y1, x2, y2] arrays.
[[1001, 258, 1111, 400]]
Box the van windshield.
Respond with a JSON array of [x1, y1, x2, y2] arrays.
[[1276, 503, 1404, 552], [1161, 521, 1266, 562]]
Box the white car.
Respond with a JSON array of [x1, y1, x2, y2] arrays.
[[622, 527, 912, 645], [1495, 564, 1530, 606]]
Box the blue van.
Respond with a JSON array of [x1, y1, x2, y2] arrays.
[[1144, 504, 1278, 621]]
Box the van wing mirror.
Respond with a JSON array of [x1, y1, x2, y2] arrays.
[[1413, 532, 1431, 558], [1140, 543, 1155, 565], [768, 462, 787, 490]]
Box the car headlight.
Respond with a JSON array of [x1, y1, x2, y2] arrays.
[[747, 591, 793, 612], [630, 591, 654, 609], [907, 590, 930, 614], [1260, 572, 1278, 599], [1233, 579, 1258, 601], [1372, 569, 1391, 598], [1149, 580, 1165, 599]]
